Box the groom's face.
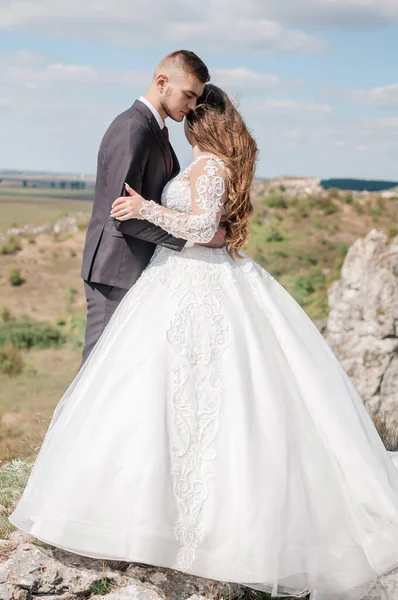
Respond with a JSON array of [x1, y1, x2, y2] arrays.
[[159, 71, 205, 122]]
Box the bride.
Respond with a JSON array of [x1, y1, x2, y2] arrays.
[[9, 84, 398, 600]]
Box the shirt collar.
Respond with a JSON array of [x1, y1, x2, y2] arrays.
[[139, 96, 165, 130]]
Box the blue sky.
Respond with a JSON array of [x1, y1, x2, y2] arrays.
[[0, 0, 397, 180]]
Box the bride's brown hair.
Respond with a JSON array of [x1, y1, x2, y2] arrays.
[[185, 84, 258, 257]]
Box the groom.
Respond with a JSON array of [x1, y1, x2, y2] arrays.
[[80, 50, 226, 364]]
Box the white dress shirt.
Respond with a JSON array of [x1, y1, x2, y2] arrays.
[[139, 96, 165, 130]]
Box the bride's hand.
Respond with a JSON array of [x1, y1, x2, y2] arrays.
[[111, 183, 144, 220]]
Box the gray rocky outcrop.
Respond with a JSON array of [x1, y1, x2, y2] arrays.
[[0, 532, 244, 600], [327, 229, 398, 418]]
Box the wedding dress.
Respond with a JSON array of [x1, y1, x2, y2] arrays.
[[9, 155, 398, 600]]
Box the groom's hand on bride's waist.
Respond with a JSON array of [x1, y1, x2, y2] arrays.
[[197, 222, 227, 248]]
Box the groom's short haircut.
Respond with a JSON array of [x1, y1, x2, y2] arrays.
[[160, 50, 210, 84]]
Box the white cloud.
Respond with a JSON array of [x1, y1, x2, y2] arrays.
[[259, 0, 398, 28], [0, 0, 325, 53], [367, 84, 398, 109], [0, 51, 151, 89], [244, 99, 333, 122], [323, 82, 398, 110], [212, 68, 302, 95], [0, 51, 310, 174], [0, 50, 397, 180], [1, 0, 396, 51]]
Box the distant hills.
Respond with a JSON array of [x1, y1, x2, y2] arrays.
[[321, 178, 398, 192], [1, 170, 397, 193]]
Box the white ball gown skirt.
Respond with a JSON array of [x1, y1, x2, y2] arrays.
[[9, 245, 398, 600]]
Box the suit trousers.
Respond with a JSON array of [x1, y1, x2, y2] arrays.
[[81, 281, 128, 366]]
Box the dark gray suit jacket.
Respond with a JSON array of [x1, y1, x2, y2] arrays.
[[81, 100, 186, 289]]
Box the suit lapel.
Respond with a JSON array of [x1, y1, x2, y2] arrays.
[[133, 100, 170, 176]]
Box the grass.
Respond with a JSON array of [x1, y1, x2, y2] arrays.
[[0, 189, 92, 231], [0, 346, 81, 463], [245, 189, 397, 320], [1, 236, 22, 255], [0, 185, 396, 469], [0, 458, 33, 538]]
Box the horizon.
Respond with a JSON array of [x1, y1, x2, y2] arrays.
[[1, 167, 398, 185]]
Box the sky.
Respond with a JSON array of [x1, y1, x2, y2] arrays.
[[0, 0, 397, 180]]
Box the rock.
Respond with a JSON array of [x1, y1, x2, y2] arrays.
[[3, 211, 89, 241], [327, 229, 398, 418], [91, 583, 164, 599], [9, 530, 34, 545], [0, 542, 133, 599], [0, 541, 245, 600], [254, 175, 324, 199], [363, 568, 398, 599], [53, 217, 79, 235], [125, 563, 241, 600]]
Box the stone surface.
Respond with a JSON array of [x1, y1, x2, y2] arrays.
[[0, 541, 246, 600], [327, 229, 398, 418], [0, 212, 88, 243]]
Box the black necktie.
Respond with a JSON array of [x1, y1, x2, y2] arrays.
[[162, 125, 169, 141], [162, 126, 173, 175]]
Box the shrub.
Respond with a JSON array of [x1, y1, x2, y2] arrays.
[[1, 236, 22, 255], [53, 232, 72, 243], [312, 218, 326, 230], [67, 314, 86, 351], [264, 226, 285, 242], [272, 249, 289, 258], [55, 316, 67, 327], [297, 200, 311, 218], [0, 344, 24, 375], [326, 188, 340, 200], [353, 202, 364, 215], [0, 317, 65, 350], [334, 242, 349, 255], [263, 193, 288, 209], [329, 223, 340, 235], [8, 267, 24, 287], [65, 284, 78, 307], [1, 307, 13, 323], [311, 268, 326, 287], [293, 274, 315, 296], [313, 196, 338, 215], [388, 226, 398, 240], [343, 193, 353, 204], [300, 255, 318, 265], [78, 221, 90, 231]]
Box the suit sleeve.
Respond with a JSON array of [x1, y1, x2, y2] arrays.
[[105, 119, 186, 251]]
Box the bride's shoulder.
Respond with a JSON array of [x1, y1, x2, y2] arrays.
[[186, 154, 227, 176]]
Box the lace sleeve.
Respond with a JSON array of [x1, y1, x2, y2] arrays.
[[138, 156, 226, 244]]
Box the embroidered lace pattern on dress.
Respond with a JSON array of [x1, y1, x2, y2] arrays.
[[139, 157, 226, 244], [165, 257, 230, 570]]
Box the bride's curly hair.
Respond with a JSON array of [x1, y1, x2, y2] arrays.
[[185, 83, 258, 257]]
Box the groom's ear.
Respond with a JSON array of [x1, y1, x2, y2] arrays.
[[156, 73, 168, 91]]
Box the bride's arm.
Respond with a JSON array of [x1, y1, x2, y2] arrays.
[[111, 157, 227, 245]]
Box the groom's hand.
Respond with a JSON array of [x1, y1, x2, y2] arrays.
[[198, 222, 228, 248]]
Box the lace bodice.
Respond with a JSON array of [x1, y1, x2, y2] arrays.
[[138, 154, 227, 244]]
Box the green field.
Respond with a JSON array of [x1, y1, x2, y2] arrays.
[[0, 185, 397, 466], [0, 188, 93, 231]]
